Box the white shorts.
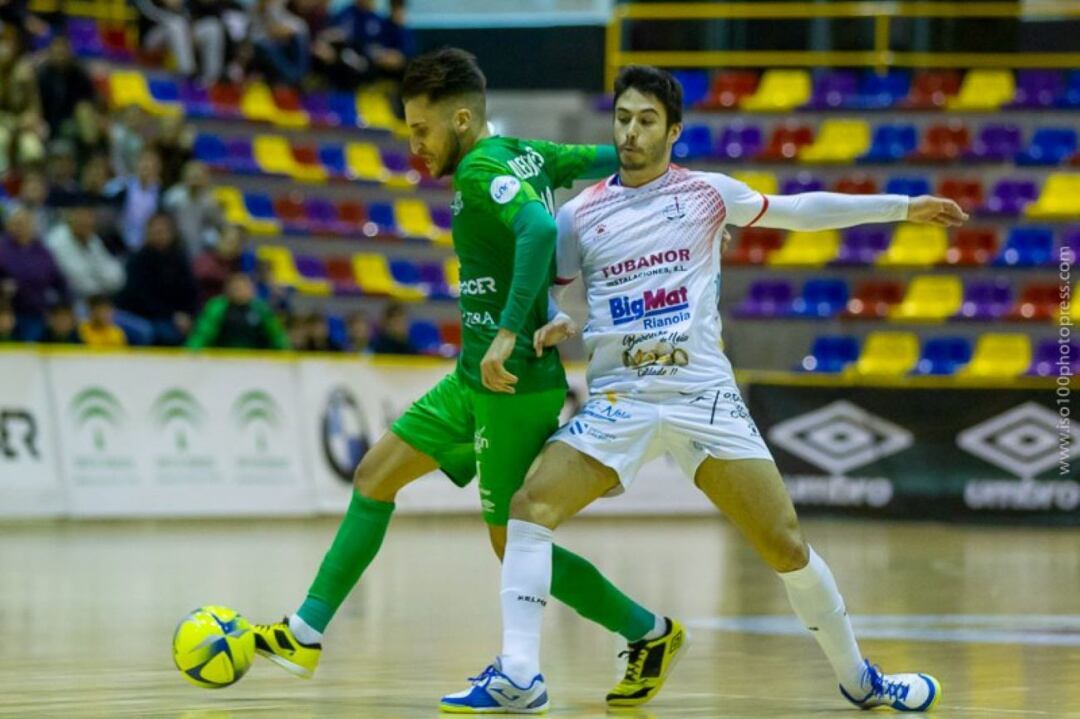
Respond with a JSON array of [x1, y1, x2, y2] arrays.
[[550, 385, 774, 493]]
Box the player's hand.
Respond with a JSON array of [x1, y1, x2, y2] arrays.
[[907, 196, 969, 227], [720, 228, 733, 254], [533, 316, 577, 357], [481, 328, 519, 394]]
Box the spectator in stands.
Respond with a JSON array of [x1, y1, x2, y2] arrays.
[[247, 0, 310, 87], [40, 301, 81, 344], [79, 294, 127, 348], [77, 154, 124, 251], [192, 223, 243, 306], [285, 311, 307, 348], [375, 0, 412, 80], [115, 211, 197, 345], [44, 141, 83, 208], [307, 310, 345, 351], [312, 0, 379, 89], [370, 301, 415, 355], [347, 310, 370, 353], [72, 102, 110, 169], [187, 272, 289, 349], [107, 147, 163, 251], [153, 115, 196, 190], [0, 0, 50, 47], [0, 27, 46, 174], [164, 160, 223, 256], [36, 35, 97, 139], [0, 299, 14, 342], [11, 170, 52, 236], [0, 206, 68, 341], [134, 0, 226, 86], [45, 199, 125, 306], [109, 105, 146, 178]]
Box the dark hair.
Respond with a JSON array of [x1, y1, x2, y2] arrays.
[[402, 47, 486, 104], [87, 294, 112, 309], [613, 66, 683, 127], [382, 301, 407, 322]]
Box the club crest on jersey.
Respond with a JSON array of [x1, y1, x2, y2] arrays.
[[609, 286, 690, 328], [663, 196, 686, 220], [490, 175, 521, 205], [451, 191, 464, 216]]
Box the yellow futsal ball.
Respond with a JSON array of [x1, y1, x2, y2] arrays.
[[172, 605, 255, 688]]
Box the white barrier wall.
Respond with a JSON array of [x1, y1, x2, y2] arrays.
[[0, 349, 712, 518]]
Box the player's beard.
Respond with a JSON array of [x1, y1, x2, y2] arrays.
[[437, 131, 464, 178], [619, 140, 667, 172]]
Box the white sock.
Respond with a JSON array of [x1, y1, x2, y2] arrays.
[[642, 613, 667, 641], [288, 613, 322, 646], [499, 519, 553, 686], [778, 546, 865, 693]]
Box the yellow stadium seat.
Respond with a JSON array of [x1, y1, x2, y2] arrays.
[[252, 135, 326, 183], [947, 69, 1015, 111], [395, 199, 437, 240], [1026, 173, 1080, 219], [444, 257, 460, 295], [255, 246, 330, 296], [891, 275, 963, 321], [852, 331, 920, 376], [876, 224, 948, 267], [352, 253, 425, 300], [345, 142, 389, 183], [240, 83, 308, 128], [731, 171, 778, 196], [766, 230, 839, 267], [357, 90, 401, 132], [108, 70, 181, 116], [212, 186, 279, 236], [799, 119, 871, 163], [959, 333, 1032, 378], [740, 70, 812, 112]]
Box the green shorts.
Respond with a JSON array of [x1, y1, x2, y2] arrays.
[[391, 370, 565, 525]]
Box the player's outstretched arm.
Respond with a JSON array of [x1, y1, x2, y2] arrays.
[[533, 285, 577, 357], [752, 192, 968, 231]]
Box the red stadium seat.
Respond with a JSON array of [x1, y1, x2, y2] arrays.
[[1007, 282, 1059, 321], [912, 121, 971, 162], [842, 280, 905, 319], [834, 175, 878, 194], [903, 70, 962, 109], [208, 83, 243, 117], [758, 124, 814, 161], [337, 200, 367, 229], [699, 71, 760, 110], [325, 256, 362, 295], [937, 177, 985, 213], [946, 227, 999, 265], [273, 194, 307, 231], [726, 228, 784, 265], [272, 86, 304, 112], [440, 322, 462, 348]]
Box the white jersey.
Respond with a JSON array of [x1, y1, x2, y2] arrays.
[[556, 165, 768, 396]]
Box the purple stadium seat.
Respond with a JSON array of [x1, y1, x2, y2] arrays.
[[225, 138, 259, 175], [67, 19, 103, 58], [958, 280, 1013, 320], [304, 198, 345, 234], [418, 263, 452, 299], [430, 206, 452, 231], [806, 70, 859, 109], [714, 125, 763, 161], [800, 335, 860, 373], [964, 124, 1023, 162], [833, 227, 890, 266], [1015, 127, 1078, 166], [1060, 226, 1080, 259], [781, 173, 825, 194], [791, 278, 848, 318], [914, 337, 972, 375], [301, 92, 338, 126], [381, 149, 410, 175], [984, 179, 1038, 215], [1030, 340, 1080, 376], [846, 70, 910, 110], [295, 255, 329, 283], [179, 81, 212, 118], [734, 280, 795, 318], [1011, 70, 1065, 109]]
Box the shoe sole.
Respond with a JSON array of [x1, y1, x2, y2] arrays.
[[919, 674, 942, 712], [256, 648, 315, 679], [438, 702, 549, 714], [606, 625, 691, 708]]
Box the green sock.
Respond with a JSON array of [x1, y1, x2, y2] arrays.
[[297, 492, 395, 633], [551, 544, 655, 642]]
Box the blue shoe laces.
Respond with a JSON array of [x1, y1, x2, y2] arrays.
[[467, 665, 499, 686], [862, 663, 911, 704]]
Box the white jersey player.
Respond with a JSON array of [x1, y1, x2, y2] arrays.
[[443, 66, 967, 715]]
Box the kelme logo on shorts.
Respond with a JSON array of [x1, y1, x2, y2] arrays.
[[490, 175, 521, 205]]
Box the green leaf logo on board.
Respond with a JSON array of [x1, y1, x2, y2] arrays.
[[150, 388, 207, 453], [231, 390, 281, 453], [69, 387, 124, 452]]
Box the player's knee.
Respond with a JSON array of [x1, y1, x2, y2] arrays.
[[353, 459, 395, 502], [509, 486, 562, 529], [767, 520, 809, 573]]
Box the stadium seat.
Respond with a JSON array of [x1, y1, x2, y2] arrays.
[[178, 80, 211, 118], [273, 194, 309, 233], [805, 70, 858, 109], [443, 257, 461, 295], [1030, 339, 1080, 376], [984, 178, 1038, 215], [994, 226, 1055, 266], [1060, 226, 1080, 259], [964, 124, 1023, 162], [700, 71, 759, 109], [960, 333, 1032, 378], [345, 142, 389, 183], [395, 199, 439, 240], [381, 149, 417, 188], [799, 119, 871, 163], [673, 125, 713, 161], [212, 186, 279, 235], [327, 91, 360, 127], [193, 134, 227, 168], [734, 280, 795, 318], [294, 254, 334, 295], [148, 77, 181, 108], [440, 321, 462, 349], [730, 171, 778, 195], [389, 259, 426, 295], [903, 70, 961, 109], [725, 227, 783, 265], [108, 71, 181, 116], [304, 198, 347, 235], [947, 69, 1016, 111], [252, 135, 326, 182], [1011, 70, 1064, 109], [291, 143, 329, 182], [891, 275, 963, 321], [781, 173, 825, 194], [859, 124, 917, 164], [877, 224, 948, 266], [325, 256, 362, 295], [912, 121, 971, 162], [357, 89, 400, 131], [846, 69, 910, 110], [67, 18, 104, 57], [715, 124, 764, 161], [408, 320, 443, 354], [759, 124, 814, 161], [741, 70, 812, 111], [800, 335, 859, 373], [958, 279, 1013, 321], [1058, 69, 1080, 109], [767, 230, 840, 267], [418, 262, 453, 299], [945, 227, 999, 265], [300, 92, 337, 127], [1016, 128, 1078, 166], [256, 246, 330, 295], [352, 253, 425, 300], [937, 177, 984, 213], [1026, 173, 1080, 219], [366, 202, 401, 237], [843, 280, 904, 319], [224, 138, 258, 174], [317, 143, 347, 178], [853, 331, 920, 376], [833, 175, 878, 194], [791, 278, 848, 318], [207, 83, 243, 119], [833, 227, 889, 266], [884, 176, 931, 197], [673, 70, 710, 107], [337, 200, 367, 230], [913, 337, 973, 375], [241, 82, 308, 128], [1007, 282, 1059, 321]]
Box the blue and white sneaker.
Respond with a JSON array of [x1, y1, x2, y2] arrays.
[[840, 659, 941, 712], [440, 659, 549, 714]]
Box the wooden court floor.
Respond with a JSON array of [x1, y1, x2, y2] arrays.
[[0, 515, 1077, 718]]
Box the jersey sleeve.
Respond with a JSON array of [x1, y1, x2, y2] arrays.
[[554, 201, 581, 284], [530, 139, 601, 188], [703, 172, 769, 228], [456, 155, 544, 228]]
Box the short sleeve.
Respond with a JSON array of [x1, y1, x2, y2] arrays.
[[554, 202, 581, 284], [529, 139, 599, 188], [703, 173, 769, 228], [457, 156, 544, 229]]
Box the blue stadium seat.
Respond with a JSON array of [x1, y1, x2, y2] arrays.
[[993, 226, 1055, 266], [366, 202, 400, 236], [859, 124, 917, 163], [1015, 127, 1078, 166], [914, 337, 973, 375], [193, 134, 227, 167], [243, 192, 277, 221], [673, 125, 713, 161], [800, 335, 859, 373], [673, 70, 710, 107], [791, 278, 849, 318], [326, 314, 349, 350], [409, 320, 442, 354], [885, 176, 931, 197], [327, 91, 359, 127], [846, 69, 911, 109], [148, 77, 181, 105], [318, 144, 347, 177], [389, 259, 423, 288]]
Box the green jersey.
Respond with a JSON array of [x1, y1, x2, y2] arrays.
[[450, 136, 603, 394]]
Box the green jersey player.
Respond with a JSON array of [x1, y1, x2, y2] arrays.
[[252, 48, 684, 709]]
